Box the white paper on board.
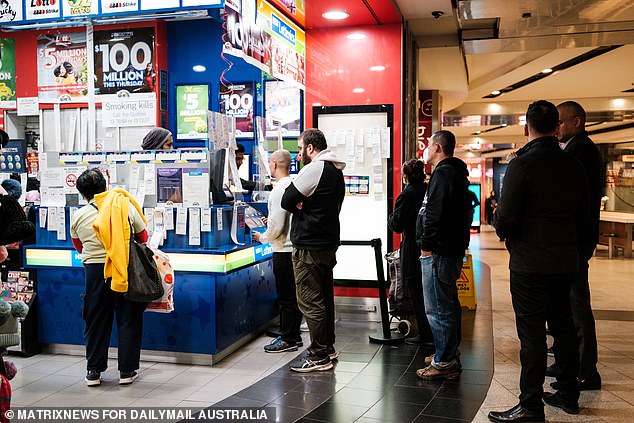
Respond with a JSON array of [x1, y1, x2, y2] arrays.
[[201, 208, 212, 232], [39, 208, 47, 228], [56, 207, 66, 241], [189, 208, 201, 246], [217, 208, 223, 231], [165, 208, 175, 231], [175, 207, 188, 235]]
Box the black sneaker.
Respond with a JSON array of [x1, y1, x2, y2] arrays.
[[264, 337, 299, 353], [119, 371, 138, 385], [326, 345, 339, 360], [85, 370, 101, 387], [290, 355, 333, 373]]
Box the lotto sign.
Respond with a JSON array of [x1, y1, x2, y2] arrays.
[[101, 1, 139, 13], [62, 0, 98, 17], [457, 253, 477, 310], [220, 82, 254, 138], [0, 0, 23, 22], [26, 0, 61, 20], [94, 28, 155, 96], [176, 85, 209, 140]]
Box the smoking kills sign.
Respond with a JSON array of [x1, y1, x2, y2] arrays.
[[65, 173, 77, 187]]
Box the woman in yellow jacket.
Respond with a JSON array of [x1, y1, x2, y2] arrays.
[[70, 169, 149, 387]]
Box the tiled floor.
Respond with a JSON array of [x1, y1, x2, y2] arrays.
[[8, 228, 634, 422]]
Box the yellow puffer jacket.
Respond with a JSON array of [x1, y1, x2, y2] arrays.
[[93, 189, 146, 293]]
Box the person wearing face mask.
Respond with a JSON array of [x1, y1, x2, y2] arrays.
[[415, 130, 471, 381], [141, 127, 173, 150]]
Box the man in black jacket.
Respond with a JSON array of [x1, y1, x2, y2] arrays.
[[489, 100, 588, 423], [415, 130, 471, 381], [546, 101, 603, 391], [281, 128, 345, 373]]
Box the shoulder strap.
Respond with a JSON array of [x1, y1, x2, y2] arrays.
[[90, 203, 98, 211]]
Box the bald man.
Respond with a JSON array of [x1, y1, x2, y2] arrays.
[[253, 150, 303, 352]]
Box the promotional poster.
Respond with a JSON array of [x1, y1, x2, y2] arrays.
[[264, 80, 301, 137], [94, 28, 155, 96], [0, 38, 16, 101], [176, 85, 209, 140], [61, 0, 99, 18], [37, 33, 88, 102], [220, 82, 254, 138]]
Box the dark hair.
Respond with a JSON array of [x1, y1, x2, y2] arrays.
[[62, 61, 73, 73], [236, 143, 245, 154], [53, 65, 62, 77], [432, 130, 456, 156], [526, 100, 559, 135], [402, 159, 425, 185], [77, 168, 106, 200], [299, 128, 327, 151], [0, 130, 8, 148], [557, 100, 586, 121]]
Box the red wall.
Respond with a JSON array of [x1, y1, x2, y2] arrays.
[[305, 24, 403, 248]]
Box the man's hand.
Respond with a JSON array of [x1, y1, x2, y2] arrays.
[[421, 250, 432, 257], [252, 231, 261, 242]]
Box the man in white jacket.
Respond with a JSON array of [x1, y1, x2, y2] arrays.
[[253, 150, 303, 352]]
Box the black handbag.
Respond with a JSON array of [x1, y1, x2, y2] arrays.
[[125, 221, 163, 302], [0, 195, 35, 245]]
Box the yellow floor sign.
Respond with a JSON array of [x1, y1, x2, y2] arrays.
[[457, 253, 477, 310]]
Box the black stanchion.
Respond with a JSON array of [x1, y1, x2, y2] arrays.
[[340, 239, 405, 345]]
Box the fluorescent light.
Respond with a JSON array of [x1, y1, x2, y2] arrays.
[[192, 65, 206, 72], [347, 32, 366, 40], [352, 88, 365, 93], [322, 10, 349, 20], [370, 65, 386, 72], [491, 90, 501, 96], [541, 68, 553, 74], [613, 98, 626, 107], [312, 102, 322, 107]]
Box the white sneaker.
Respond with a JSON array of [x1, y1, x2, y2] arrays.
[[119, 371, 138, 385]]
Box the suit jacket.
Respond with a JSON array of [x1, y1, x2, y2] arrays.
[[494, 136, 590, 274]]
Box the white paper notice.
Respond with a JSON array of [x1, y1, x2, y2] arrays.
[[355, 128, 365, 146], [17, 97, 39, 116], [373, 166, 384, 184], [201, 208, 212, 232], [217, 208, 224, 231], [374, 184, 384, 201], [39, 208, 47, 228], [69, 207, 79, 223], [355, 145, 365, 163], [144, 164, 156, 195], [175, 208, 187, 235], [63, 166, 87, 194], [144, 208, 155, 234], [47, 207, 57, 231], [346, 159, 356, 172], [372, 144, 382, 166], [57, 207, 66, 240], [189, 208, 201, 246], [345, 129, 354, 147], [165, 208, 175, 231], [41, 168, 64, 188], [182, 168, 210, 207], [40, 187, 66, 207], [381, 127, 391, 158], [345, 139, 355, 158]]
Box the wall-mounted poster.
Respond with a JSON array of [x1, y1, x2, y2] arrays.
[[61, 0, 98, 18], [0, 39, 16, 102], [264, 79, 301, 137], [0, 1, 23, 23], [26, 0, 61, 20], [37, 33, 88, 102], [176, 85, 209, 140], [220, 82, 254, 138], [94, 28, 155, 96], [268, 0, 305, 27]]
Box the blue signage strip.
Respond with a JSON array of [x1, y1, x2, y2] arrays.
[[271, 13, 296, 46]]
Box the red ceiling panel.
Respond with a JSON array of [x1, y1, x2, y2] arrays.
[[305, 0, 401, 29]]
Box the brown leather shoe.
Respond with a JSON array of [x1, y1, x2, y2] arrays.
[[416, 363, 460, 380]]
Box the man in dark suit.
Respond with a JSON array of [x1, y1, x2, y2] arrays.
[[489, 100, 589, 422], [546, 101, 603, 391]]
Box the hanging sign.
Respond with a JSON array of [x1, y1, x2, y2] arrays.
[[140, 0, 179, 10], [220, 82, 254, 138], [267, 0, 304, 27], [94, 28, 155, 96], [101, 1, 139, 14], [102, 99, 157, 128], [61, 0, 98, 18], [26, 0, 61, 20], [37, 33, 88, 102], [0, 1, 23, 23]]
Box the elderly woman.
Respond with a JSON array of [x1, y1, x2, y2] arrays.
[[141, 127, 173, 150], [70, 169, 149, 387]]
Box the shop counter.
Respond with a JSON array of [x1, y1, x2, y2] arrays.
[[26, 206, 278, 364], [599, 211, 634, 258]]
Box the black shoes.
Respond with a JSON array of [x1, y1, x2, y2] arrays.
[[404, 335, 435, 346], [550, 372, 601, 391], [85, 369, 101, 387], [543, 391, 579, 414], [488, 404, 545, 422], [545, 363, 559, 377]]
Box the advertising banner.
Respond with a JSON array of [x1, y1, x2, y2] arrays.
[[0, 39, 16, 102], [26, 0, 61, 20], [267, 0, 305, 27], [101, 1, 139, 14], [0, 1, 23, 23], [264, 80, 301, 137], [176, 85, 209, 140], [223, 0, 305, 89], [220, 82, 254, 138], [417, 90, 433, 159], [102, 99, 157, 128], [61, 0, 98, 18], [94, 28, 155, 96], [37, 33, 88, 102]]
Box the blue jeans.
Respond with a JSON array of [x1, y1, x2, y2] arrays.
[[421, 254, 464, 368]]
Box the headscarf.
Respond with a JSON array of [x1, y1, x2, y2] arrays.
[[142, 127, 172, 150]]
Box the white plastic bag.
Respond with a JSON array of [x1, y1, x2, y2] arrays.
[[145, 246, 174, 313]]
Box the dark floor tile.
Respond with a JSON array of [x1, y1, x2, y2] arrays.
[[235, 384, 286, 403], [338, 352, 376, 363], [395, 371, 444, 390], [330, 387, 384, 407], [271, 390, 331, 410], [444, 369, 493, 386], [383, 385, 436, 406], [354, 418, 384, 423], [333, 361, 367, 373], [363, 398, 426, 422], [291, 379, 338, 396], [211, 396, 268, 408], [295, 418, 327, 423], [435, 382, 488, 403], [458, 355, 494, 371], [341, 341, 382, 354], [346, 373, 401, 391], [304, 400, 368, 423], [422, 397, 482, 420], [413, 414, 469, 422], [360, 363, 409, 377], [267, 405, 310, 423]]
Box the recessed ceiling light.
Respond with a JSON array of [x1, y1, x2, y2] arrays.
[[501, 123, 508, 127], [474, 130, 482, 135], [370, 65, 386, 72], [352, 88, 365, 93], [323, 10, 349, 20], [192, 65, 206, 72], [541, 68, 553, 74], [491, 90, 501, 96], [613, 98, 626, 107], [347, 32, 365, 40], [313, 102, 322, 107]]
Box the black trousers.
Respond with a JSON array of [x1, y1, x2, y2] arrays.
[[510, 271, 580, 410], [83, 263, 146, 373], [568, 260, 599, 379], [273, 252, 302, 342]]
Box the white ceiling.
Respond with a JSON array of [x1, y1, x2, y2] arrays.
[[395, 0, 634, 147]]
